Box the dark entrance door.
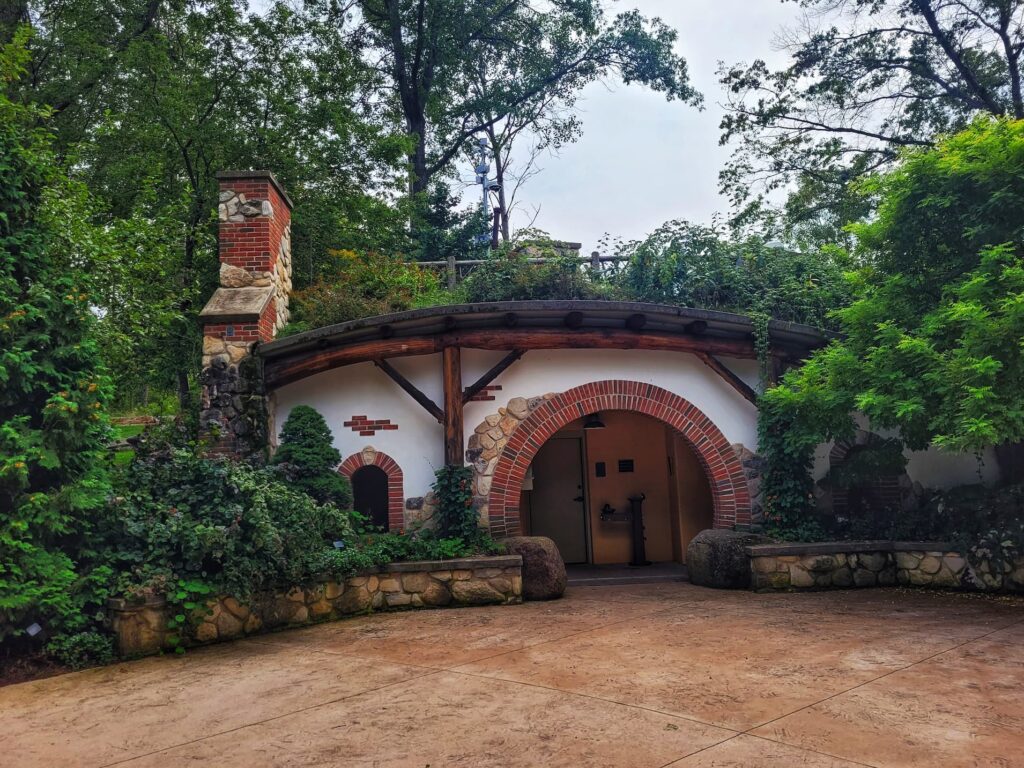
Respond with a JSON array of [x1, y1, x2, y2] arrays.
[[351, 465, 389, 531], [531, 437, 588, 563]]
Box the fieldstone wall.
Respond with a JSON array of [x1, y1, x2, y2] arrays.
[[731, 443, 766, 526], [108, 555, 522, 657], [467, 394, 555, 527], [748, 541, 1024, 592]]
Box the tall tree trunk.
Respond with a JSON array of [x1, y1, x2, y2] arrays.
[[0, 2, 27, 45], [409, 118, 429, 195], [495, 153, 510, 241]]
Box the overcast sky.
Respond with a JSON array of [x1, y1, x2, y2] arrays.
[[491, 0, 801, 252]]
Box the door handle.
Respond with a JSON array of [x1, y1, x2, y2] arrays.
[[573, 496, 584, 502]]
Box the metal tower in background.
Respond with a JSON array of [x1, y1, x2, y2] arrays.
[[473, 137, 500, 247]]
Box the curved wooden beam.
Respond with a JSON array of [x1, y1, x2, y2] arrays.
[[263, 328, 760, 389]]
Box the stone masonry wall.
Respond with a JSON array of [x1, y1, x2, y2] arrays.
[[108, 555, 523, 657], [199, 171, 293, 456], [467, 394, 553, 530], [749, 542, 1024, 592]]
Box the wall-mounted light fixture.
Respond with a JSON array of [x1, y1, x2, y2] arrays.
[[583, 413, 606, 430]]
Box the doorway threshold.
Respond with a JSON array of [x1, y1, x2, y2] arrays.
[[566, 562, 688, 587]]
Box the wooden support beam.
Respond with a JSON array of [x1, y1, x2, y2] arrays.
[[373, 358, 444, 422], [443, 347, 464, 465], [463, 350, 523, 404], [696, 352, 759, 405], [264, 329, 767, 389]]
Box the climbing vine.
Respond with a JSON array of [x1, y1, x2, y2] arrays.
[[749, 310, 772, 386], [433, 465, 479, 541]]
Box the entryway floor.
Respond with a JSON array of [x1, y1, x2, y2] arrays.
[[3, 582, 1023, 767], [567, 561, 688, 586]]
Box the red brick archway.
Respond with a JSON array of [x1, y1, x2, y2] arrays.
[[486, 380, 750, 537], [339, 450, 404, 531]]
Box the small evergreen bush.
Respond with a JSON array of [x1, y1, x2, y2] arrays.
[[272, 405, 351, 508]]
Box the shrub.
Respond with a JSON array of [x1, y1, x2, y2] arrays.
[[110, 443, 355, 600], [316, 531, 504, 579], [271, 405, 351, 508], [288, 249, 450, 328], [759, 119, 1024, 536], [0, 37, 113, 645], [45, 630, 115, 670], [460, 240, 618, 303]]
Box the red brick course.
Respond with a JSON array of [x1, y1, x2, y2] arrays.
[[468, 384, 503, 402], [485, 380, 751, 537], [338, 451, 405, 532], [343, 415, 399, 436]]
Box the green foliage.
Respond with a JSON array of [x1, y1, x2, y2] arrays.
[[719, 0, 1024, 239], [317, 531, 504, 579], [617, 220, 851, 330], [271, 405, 351, 508], [17, 0, 411, 406], [460, 237, 620, 303], [286, 249, 452, 331], [0, 34, 114, 645], [110, 443, 355, 601], [361, 0, 699, 198], [433, 465, 480, 542], [163, 578, 214, 654], [760, 118, 1024, 536], [44, 630, 115, 670]]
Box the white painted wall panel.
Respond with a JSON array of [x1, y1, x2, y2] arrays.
[[273, 347, 996, 499]]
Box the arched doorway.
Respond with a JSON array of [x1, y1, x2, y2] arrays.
[[351, 465, 390, 531], [479, 380, 750, 539], [339, 448, 405, 532], [520, 411, 714, 564]]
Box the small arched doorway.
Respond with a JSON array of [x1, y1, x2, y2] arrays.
[[351, 465, 390, 531], [338, 449, 405, 531]]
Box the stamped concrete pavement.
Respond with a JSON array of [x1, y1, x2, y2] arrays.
[[2, 582, 1022, 767]]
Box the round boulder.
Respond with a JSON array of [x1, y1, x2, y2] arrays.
[[500, 536, 567, 600], [686, 529, 772, 589]]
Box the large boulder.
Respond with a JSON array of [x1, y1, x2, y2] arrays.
[[687, 529, 772, 589], [500, 536, 567, 600]]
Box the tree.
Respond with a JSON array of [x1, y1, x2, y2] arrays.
[[0, 35, 112, 644], [617, 219, 851, 331], [359, 0, 700, 201], [720, 0, 1024, 233], [272, 405, 352, 509], [17, 0, 409, 407], [760, 118, 1024, 529]]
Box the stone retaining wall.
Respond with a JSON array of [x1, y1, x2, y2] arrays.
[[748, 541, 1024, 592], [108, 555, 522, 657]]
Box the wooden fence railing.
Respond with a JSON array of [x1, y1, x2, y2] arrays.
[[419, 252, 628, 288]]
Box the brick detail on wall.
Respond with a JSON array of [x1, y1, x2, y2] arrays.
[[485, 380, 751, 537], [343, 415, 399, 437], [829, 438, 902, 517], [469, 385, 502, 402], [338, 450, 405, 531]]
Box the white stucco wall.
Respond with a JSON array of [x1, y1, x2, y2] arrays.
[[272, 346, 997, 501], [272, 348, 762, 498], [810, 429, 999, 489]]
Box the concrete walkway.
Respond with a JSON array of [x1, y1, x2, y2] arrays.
[[2, 582, 1022, 767]]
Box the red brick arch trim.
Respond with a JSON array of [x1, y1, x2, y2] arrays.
[[486, 380, 751, 537], [339, 450, 404, 531]]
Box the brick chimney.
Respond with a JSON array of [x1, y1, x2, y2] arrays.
[[198, 170, 293, 456]]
